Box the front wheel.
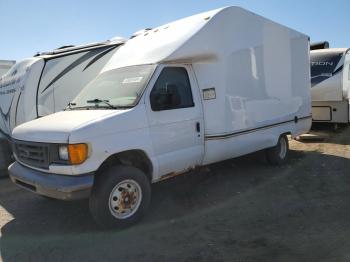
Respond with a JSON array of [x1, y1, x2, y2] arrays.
[[265, 135, 289, 165], [89, 165, 151, 229]]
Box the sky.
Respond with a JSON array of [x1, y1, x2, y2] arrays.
[[0, 0, 349, 61]]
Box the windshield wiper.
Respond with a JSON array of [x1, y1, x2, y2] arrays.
[[86, 99, 118, 109], [66, 99, 132, 110], [66, 102, 77, 110]]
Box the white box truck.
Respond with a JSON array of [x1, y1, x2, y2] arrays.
[[310, 46, 350, 123], [8, 7, 311, 228], [0, 38, 125, 172]]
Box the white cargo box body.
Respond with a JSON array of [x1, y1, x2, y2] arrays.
[[104, 7, 311, 163], [310, 48, 350, 123]]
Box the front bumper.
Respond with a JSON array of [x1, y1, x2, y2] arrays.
[[8, 161, 94, 200]]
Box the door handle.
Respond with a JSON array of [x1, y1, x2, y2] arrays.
[[196, 122, 200, 133]]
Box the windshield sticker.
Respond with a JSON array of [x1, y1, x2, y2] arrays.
[[122, 77, 143, 84]]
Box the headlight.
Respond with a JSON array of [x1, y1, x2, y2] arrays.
[[58, 145, 69, 161], [58, 143, 88, 165]]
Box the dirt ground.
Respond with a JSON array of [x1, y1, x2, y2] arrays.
[[0, 125, 350, 262]]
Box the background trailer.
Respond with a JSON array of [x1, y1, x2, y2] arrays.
[[0, 38, 125, 173], [0, 60, 15, 77], [311, 47, 350, 123]]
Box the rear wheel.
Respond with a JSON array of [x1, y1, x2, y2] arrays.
[[89, 165, 151, 229], [266, 135, 289, 165]]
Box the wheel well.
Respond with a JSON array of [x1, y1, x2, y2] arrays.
[[97, 150, 153, 181], [278, 132, 291, 143], [272, 132, 290, 146], [281, 132, 291, 137]]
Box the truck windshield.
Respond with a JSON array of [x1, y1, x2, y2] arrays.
[[70, 64, 156, 109]]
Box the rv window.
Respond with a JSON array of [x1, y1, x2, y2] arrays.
[[150, 67, 194, 111]]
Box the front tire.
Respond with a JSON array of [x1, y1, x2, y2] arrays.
[[266, 135, 289, 165], [89, 165, 151, 229]]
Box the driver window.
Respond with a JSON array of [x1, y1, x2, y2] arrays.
[[150, 67, 194, 111]]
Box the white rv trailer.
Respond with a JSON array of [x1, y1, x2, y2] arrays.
[[0, 60, 15, 77], [311, 48, 350, 123], [0, 38, 126, 137], [0, 38, 125, 171], [0, 61, 15, 170], [8, 7, 311, 228]]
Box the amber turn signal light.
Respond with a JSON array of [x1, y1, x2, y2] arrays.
[[68, 144, 88, 165]]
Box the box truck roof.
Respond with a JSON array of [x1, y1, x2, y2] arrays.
[[99, 6, 310, 137], [102, 6, 308, 72]]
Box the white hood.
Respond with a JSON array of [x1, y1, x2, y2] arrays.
[[12, 110, 121, 143]]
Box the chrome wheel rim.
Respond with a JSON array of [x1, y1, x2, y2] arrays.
[[279, 137, 287, 159], [109, 179, 142, 219]]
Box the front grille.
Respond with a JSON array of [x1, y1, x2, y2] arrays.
[[14, 141, 50, 169]]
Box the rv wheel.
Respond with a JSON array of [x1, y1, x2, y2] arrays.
[[266, 135, 289, 165], [89, 165, 151, 229]]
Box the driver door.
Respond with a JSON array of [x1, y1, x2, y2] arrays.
[[145, 64, 204, 178]]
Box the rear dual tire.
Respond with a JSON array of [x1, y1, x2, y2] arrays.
[[266, 135, 289, 165]]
